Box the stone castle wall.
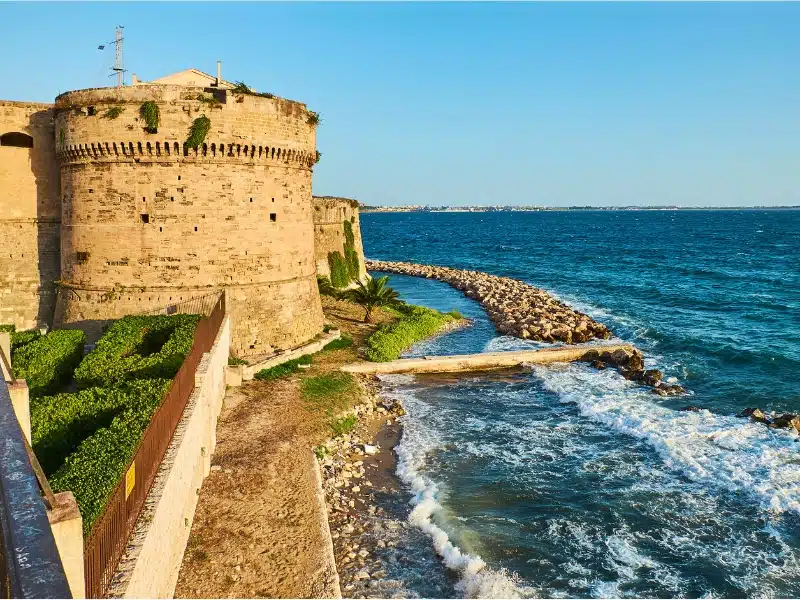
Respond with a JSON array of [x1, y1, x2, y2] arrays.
[[0, 101, 60, 330], [53, 85, 323, 355], [312, 196, 367, 282]]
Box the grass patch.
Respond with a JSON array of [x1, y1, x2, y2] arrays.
[[254, 354, 312, 381], [301, 372, 357, 417], [12, 330, 86, 397], [330, 414, 357, 436], [365, 304, 457, 362], [227, 356, 248, 366], [323, 335, 353, 351]]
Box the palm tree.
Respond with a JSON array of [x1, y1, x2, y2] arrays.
[[317, 275, 340, 299], [343, 276, 403, 323]]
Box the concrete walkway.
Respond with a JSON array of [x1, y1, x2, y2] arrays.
[[341, 343, 635, 375]]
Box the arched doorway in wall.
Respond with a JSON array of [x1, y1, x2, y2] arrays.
[[0, 132, 34, 148]]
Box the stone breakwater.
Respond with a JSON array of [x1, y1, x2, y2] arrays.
[[367, 260, 686, 397], [367, 260, 612, 344]]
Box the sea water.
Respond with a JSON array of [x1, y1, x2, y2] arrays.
[[360, 210, 800, 598]]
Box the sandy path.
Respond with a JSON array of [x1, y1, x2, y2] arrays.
[[175, 297, 392, 598]]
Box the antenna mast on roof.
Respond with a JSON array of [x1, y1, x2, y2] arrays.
[[98, 26, 126, 87]]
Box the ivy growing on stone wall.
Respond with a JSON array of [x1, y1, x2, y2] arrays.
[[103, 106, 124, 120], [58, 129, 65, 147], [315, 150, 322, 164], [186, 115, 211, 149], [196, 94, 222, 109], [328, 251, 350, 288], [343, 220, 361, 280], [307, 111, 320, 126], [139, 101, 160, 133]]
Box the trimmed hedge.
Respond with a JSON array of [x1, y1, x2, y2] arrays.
[[46, 378, 171, 533], [365, 305, 457, 362], [74, 314, 200, 387], [12, 330, 86, 397], [0, 324, 43, 355], [12, 330, 42, 353], [31, 380, 165, 476]]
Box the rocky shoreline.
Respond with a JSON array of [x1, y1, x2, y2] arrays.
[[314, 375, 410, 597], [367, 260, 612, 344]]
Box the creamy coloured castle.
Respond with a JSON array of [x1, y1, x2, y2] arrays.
[[0, 67, 365, 356]]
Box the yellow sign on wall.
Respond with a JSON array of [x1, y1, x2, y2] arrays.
[[125, 462, 136, 499]]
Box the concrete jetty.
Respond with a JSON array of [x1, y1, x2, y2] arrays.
[[341, 343, 636, 375]]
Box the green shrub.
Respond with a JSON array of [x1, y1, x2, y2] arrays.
[[140, 101, 160, 132], [446, 310, 465, 320], [231, 81, 275, 99], [12, 330, 86, 397], [74, 314, 200, 387], [328, 251, 350, 288], [227, 356, 248, 366], [330, 414, 357, 436], [0, 324, 14, 333], [186, 115, 211, 148], [103, 106, 124, 119], [323, 336, 353, 351], [47, 378, 171, 533], [254, 354, 312, 381], [365, 305, 456, 362]]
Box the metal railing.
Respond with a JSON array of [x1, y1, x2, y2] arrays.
[[138, 291, 223, 318], [0, 348, 71, 599], [83, 292, 226, 598]]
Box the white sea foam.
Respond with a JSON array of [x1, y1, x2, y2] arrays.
[[528, 363, 800, 516], [382, 377, 537, 599]]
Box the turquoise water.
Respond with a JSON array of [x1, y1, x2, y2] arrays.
[[361, 210, 800, 598]]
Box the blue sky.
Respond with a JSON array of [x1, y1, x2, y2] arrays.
[[2, 2, 797, 207]]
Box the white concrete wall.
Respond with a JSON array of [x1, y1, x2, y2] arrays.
[[107, 315, 231, 598]]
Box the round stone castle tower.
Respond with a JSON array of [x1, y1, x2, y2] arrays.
[[53, 84, 323, 356]]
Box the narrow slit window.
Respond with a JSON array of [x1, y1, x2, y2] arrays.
[[270, 213, 277, 222], [141, 213, 150, 224]]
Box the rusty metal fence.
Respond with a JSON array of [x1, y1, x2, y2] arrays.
[[139, 290, 223, 318], [83, 292, 225, 598]]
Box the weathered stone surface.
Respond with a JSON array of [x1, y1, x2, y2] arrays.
[[313, 197, 367, 282], [48, 85, 323, 354], [0, 101, 61, 330]]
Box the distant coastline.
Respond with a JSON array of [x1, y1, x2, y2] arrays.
[[360, 205, 800, 213]]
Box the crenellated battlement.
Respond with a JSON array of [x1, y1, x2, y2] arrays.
[[51, 80, 323, 355], [57, 139, 315, 168]]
